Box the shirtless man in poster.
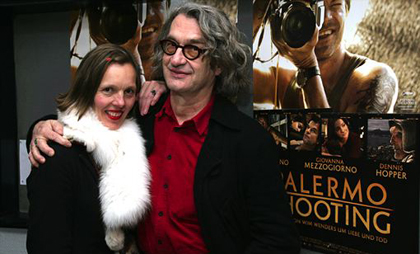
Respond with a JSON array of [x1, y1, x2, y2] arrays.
[[253, 0, 398, 113]]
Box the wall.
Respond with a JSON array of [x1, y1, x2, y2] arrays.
[[0, 228, 27, 254], [14, 11, 71, 139], [0, 9, 71, 254]]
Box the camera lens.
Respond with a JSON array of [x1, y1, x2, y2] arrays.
[[101, 4, 138, 45], [282, 2, 316, 48]]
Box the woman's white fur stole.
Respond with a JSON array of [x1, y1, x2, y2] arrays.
[[58, 108, 150, 251]]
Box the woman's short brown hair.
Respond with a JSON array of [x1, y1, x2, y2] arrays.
[[57, 44, 140, 119]]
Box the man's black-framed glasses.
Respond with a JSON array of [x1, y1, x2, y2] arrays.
[[160, 39, 206, 60]]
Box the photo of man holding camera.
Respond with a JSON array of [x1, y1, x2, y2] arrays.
[[70, 0, 168, 80], [253, 0, 398, 113]]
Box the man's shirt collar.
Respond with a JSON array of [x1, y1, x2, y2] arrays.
[[156, 94, 215, 136]]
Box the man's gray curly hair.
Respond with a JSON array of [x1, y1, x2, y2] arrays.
[[151, 2, 252, 101]]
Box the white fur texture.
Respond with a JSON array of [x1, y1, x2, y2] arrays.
[[58, 108, 150, 246], [105, 228, 125, 251]]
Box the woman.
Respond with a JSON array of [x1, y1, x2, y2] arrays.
[[26, 44, 150, 254], [324, 117, 361, 158]]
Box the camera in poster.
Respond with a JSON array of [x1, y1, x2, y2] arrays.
[[255, 110, 419, 254], [69, 1, 168, 83], [252, 0, 419, 113]]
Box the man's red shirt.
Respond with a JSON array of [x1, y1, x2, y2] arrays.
[[138, 95, 214, 254]]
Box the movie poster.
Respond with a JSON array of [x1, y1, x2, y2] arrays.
[[69, 0, 238, 83], [253, 0, 420, 253], [252, 0, 420, 113], [255, 110, 419, 254]]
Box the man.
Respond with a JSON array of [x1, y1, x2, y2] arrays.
[[389, 120, 416, 163], [27, 3, 300, 254], [82, 0, 167, 81], [294, 116, 321, 151], [253, 0, 398, 113], [257, 114, 285, 146]]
